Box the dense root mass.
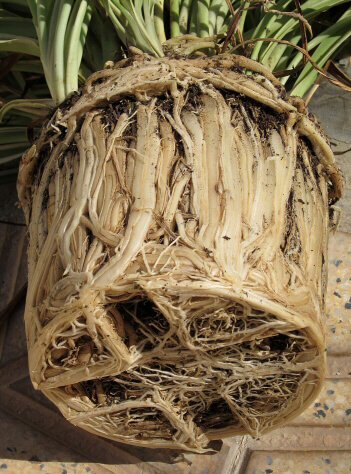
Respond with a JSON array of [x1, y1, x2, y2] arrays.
[[18, 52, 343, 452]]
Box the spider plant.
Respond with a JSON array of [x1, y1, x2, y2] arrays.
[[2, 0, 351, 452]]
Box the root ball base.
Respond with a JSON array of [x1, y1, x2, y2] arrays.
[[18, 53, 343, 452]]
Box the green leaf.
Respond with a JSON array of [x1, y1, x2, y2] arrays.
[[154, 0, 166, 43], [179, 0, 192, 35], [0, 98, 53, 123], [65, 0, 92, 97], [170, 0, 181, 37], [0, 126, 28, 145], [0, 34, 40, 56], [0, 8, 22, 18], [100, 0, 164, 56], [256, 0, 351, 65], [27, 0, 93, 104], [291, 8, 351, 96], [12, 59, 43, 74], [0, 17, 37, 37], [197, 0, 210, 38], [0, 0, 31, 18], [208, 0, 228, 35]]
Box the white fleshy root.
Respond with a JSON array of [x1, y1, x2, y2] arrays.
[[18, 53, 343, 452]]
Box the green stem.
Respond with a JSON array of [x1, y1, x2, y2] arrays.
[[143, 0, 162, 47], [209, 0, 227, 36], [65, 0, 92, 97], [36, 0, 54, 94], [170, 0, 181, 37], [47, 0, 73, 104], [154, 0, 166, 44], [189, 0, 198, 34], [238, 1, 250, 35], [108, 3, 128, 45], [197, 0, 210, 38], [179, 0, 192, 35]]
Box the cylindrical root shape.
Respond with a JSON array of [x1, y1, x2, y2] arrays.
[[18, 53, 343, 452]]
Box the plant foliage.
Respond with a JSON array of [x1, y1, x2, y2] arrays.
[[0, 0, 350, 180]]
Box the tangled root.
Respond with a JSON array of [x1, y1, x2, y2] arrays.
[[18, 52, 343, 452]]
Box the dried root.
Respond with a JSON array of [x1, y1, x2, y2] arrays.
[[18, 53, 343, 452]]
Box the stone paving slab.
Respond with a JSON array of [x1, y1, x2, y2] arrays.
[[245, 450, 351, 474]]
